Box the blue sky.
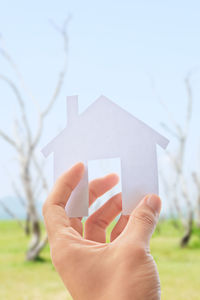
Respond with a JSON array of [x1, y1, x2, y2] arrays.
[[0, 0, 200, 215]]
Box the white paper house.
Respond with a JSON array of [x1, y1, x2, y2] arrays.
[[42, 95, 169, 217]]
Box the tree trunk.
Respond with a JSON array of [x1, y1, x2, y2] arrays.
[[21, 163, 46, 261], [25, 212, 30, 235], [25, 202, 44, 260], [26, 224, 48, 261], [196, 195, 200, 228], [180, 212, 193, 247]]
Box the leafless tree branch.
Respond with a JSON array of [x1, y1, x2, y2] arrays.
[[0, 74, 32, 147], [32, 18, 70, 148], [160, 123, 180, 139], [11, 180, 26, 207], [0, 34, 40, 111], [0, 129, 18, 149], [32, 154, 49, 199]]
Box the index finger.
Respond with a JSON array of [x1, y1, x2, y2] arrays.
[[42, 162, 84, 239], [48, 162, 85, 208]]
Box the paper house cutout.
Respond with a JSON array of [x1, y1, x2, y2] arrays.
[[42, 95, 169, 217]]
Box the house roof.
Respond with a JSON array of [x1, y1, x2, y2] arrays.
[[41, 95, 169, 157]]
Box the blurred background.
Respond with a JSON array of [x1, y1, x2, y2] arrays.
[[1, 1, 200, 299]]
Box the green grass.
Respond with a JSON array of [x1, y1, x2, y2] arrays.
[[0, 220, 200, 300], [152, 220, 200, 300]]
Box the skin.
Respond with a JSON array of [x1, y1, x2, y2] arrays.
[[43, 162, 161, 300]]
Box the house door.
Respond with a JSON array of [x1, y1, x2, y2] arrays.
[[88, 157, 122, 216]]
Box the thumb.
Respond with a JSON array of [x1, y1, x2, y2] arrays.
[[122, 194, 161, 247]]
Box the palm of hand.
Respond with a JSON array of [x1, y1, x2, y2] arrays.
[[43, 163, 161, 300]]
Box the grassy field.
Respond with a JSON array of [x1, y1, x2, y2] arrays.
[[0, 220, 200, 300]]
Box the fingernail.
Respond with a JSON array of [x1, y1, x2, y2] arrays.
[[146, 194, 161, 214]]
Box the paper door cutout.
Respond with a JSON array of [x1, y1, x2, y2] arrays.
[[42, 95, 169, 217]]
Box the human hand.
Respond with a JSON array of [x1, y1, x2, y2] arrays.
[[43, 162, 161, 300]]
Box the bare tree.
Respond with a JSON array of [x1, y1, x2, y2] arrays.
[[193, 169, 200, 228], [159, 71, 200, 247], [0, 18, 70, 260]]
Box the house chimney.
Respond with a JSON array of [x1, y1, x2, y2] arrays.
[[67, 95, 79, 125]]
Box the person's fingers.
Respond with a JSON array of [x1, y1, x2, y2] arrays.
[[78, 173, 119, 222], [89, 174, 119, 206], [85, 193, 122, 243], [120, 194, 161, 248], [43, 162, 85, 241], [48, 162, 85, 208], [110, 215, 129, 242]]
